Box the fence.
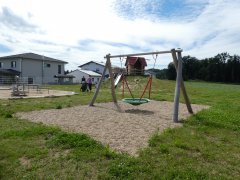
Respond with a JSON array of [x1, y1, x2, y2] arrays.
[[0, 76, 59, 85]]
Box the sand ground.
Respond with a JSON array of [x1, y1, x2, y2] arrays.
[[0, 88, 75, 99], [16, 101, 208, 155]]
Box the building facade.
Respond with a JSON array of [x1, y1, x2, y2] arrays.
[[0, 53, 67, 84], [78, 61, 109, 77], [68, 69, 101, 84]]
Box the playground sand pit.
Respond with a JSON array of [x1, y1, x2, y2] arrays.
[[0, 88, 75, 99], [16, 101, 208, 156]]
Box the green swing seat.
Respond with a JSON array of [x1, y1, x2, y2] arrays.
[[122, 98, 150, 106]]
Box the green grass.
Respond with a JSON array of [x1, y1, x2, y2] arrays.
[[0, 79, 240, 179]]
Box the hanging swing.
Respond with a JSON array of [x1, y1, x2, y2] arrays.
[[120, 54, 158, 106], [122, 98, 150, 106], [122, 74, 152, 106]]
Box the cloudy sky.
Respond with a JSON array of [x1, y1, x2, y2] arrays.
[[0, 0, 240, 70]]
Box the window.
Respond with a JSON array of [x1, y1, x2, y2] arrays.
[[92, 78, 94, 82], [58, 65, 61, 74], [28, 77, 33, 84], [45, 63, 51, 68], [0, 62, 3, 68], [11, 61, 16, 68], [96, 68, 100, 72]]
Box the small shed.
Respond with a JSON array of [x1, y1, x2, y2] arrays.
[[125, 56, 147, 75]]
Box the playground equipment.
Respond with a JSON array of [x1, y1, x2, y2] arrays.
[[89, 49, 193, 123], [114, 73, 123, 87], [122, 98, 150, 106], [120, 53, 158, 105], [120, 74, 152, 106]]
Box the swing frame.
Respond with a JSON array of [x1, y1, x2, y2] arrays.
[[89, 48, 193, 123]]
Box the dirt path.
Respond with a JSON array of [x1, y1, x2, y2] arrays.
[[16, 101, 208, 155]]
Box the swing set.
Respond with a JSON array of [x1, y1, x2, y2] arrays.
[[120, 54, 158, 106], [89, 48, 193, 122]]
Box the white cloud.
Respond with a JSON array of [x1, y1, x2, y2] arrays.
[[183, 0, 240, 58], [0, 0, 240, 70]]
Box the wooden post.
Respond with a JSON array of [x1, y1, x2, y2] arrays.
[[122, 76, 124, 98], [172, 49, 182, 122], [171, 49, 193, 114], [177, 52, 193, 114], [107, 55, 118, 103], [89, 55, 109, 106], [149, 75, 152, 99]]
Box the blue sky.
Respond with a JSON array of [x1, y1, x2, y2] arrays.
[[0, 0, 240, 70]]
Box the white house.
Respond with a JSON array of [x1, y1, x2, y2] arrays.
[[67, 69, 101, 84], [0, 53, 67, 84], [78, 61, 109, 77]]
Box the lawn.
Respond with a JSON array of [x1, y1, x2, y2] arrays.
[[0, 79, 240, 179]]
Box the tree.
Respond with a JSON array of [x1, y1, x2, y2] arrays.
[[64, 70, 70, 75], [226, 55, 240, 82], [156, 69, 168, 79], [165, 52, 240, 83], [182, 56, 200, 80], [167, 62, 176, 80]]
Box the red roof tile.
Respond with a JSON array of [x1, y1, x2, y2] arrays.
[[125, 56, 147, 66]]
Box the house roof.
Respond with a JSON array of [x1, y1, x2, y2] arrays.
[[54, 75, 75, 78], [125, 56, 147, 66], [79, 69, 102, 76], [0, 53, 68, 63], [78, 61, 105, 68], [79, 60, 120, 69], [0, 69, 21, 75], [69, 69, 102, 77]]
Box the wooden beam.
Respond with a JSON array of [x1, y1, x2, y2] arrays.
[[177, 52, 193, 114], [107, 49, 182, 59], [107, 55, 118, 104], [171, 49, 193, 114], [172, 49, 182, 122], [89, 56, 109, 106]]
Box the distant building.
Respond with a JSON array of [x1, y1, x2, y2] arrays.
[[54, 74, 75, 84], [67, 69, 101, 84], [78, 61, 109, 76], [125, 56, 147, 75], [0, 53, 67, 84]]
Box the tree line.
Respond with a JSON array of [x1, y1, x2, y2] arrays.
[[157, 52, 240, 83]]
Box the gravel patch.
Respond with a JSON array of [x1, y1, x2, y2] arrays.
[[16, 101, 209, 155]]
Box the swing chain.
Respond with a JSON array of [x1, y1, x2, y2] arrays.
[[119, 56, 124, 69], [152, 53, 158, 69]]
